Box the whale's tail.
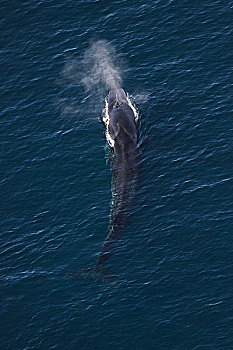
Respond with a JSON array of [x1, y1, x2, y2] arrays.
[[63, 265, 119, 283]]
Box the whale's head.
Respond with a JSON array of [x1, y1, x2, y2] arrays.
[[108, 88, 128, 110], [106, 88, 138, 160]]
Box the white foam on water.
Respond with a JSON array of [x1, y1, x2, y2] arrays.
[[126, 93, 140, 123], [102, 97, 115, 148]]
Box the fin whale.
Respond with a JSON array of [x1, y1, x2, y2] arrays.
[[65, 88, 139, 282], [97, 87, 139, 269]]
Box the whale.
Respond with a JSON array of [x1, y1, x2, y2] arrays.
[[65, 88, 139, 282], [97, 87, 139, 268]]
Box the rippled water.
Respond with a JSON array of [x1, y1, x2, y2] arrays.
[[1, 1, 233, 349]]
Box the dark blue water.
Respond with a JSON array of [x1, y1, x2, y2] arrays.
[[1, 1, 233, 349]]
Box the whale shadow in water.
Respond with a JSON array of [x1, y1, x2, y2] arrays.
[[65, 88, 140, 283]]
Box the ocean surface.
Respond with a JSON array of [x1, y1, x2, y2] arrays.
[[1, 1, 233, 349]]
